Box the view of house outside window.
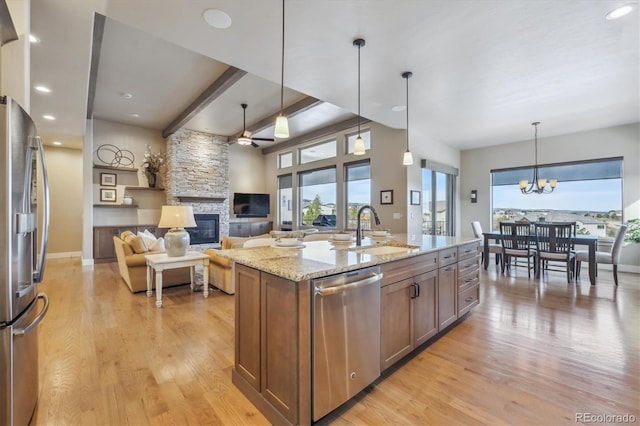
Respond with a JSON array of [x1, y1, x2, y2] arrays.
[[299, 167, 337, 227], [491, 158, 623, 239], [345, 161, 371, 229]]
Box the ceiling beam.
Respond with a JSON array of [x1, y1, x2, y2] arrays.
[[86, 13, 106, 119], [162, 66, 247, 138], [229, 96, 323, 142], [261, 116, 370, 155]]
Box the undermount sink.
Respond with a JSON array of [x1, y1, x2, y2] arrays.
[[349, 244, 420, 256]]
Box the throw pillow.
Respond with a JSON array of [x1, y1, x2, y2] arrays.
[[120, 230, 134, 240], [149, 237, 165, 252], [137, 231, 156, 248], [124, 234, 148, 254]]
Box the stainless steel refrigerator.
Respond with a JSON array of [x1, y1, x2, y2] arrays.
[[0, 96, 50, 425]]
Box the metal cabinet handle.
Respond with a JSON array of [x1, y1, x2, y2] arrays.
[[465, 296, 475, 303]]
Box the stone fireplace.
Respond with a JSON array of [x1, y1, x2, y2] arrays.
[[165, 128, 229, 249]]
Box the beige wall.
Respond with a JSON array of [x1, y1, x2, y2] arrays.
[[228, 142, 269, 221], [44, 145, 83, 255], [460, 122, 640, 269]]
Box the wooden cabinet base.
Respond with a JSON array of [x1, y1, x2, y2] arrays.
[[232, 370, 293, 426]]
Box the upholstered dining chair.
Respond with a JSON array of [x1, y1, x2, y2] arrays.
[[534, 223, 575, 283], [471, 221, 501, 265], [576, 225, 627, 286], [499, 222, 536, 278]]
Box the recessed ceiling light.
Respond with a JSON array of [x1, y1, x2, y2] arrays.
[[43, 114, 56, 120], [29, 34, 40, 43], [605, 3, 635, 19], [34, 85, 51, 93], [391, 105, 406, 112], [121, 92, 133, 99], [52, 141, 62, 146], [129, 113, 140, 118], [203, 9, 232, 29]]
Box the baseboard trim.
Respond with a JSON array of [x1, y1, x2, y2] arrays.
[[81, 258, 94, 266], [47, 251, 82, 259]]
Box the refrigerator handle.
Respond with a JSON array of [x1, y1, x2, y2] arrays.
[[13, 293, 49, 336], [33, 136, 50, 283]]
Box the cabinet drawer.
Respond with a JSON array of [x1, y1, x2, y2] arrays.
[[380, 252, 438, 286], [458, 241, 480, 261], [457, 273, 479, 293], [458, 255, 479, 278], [438, 247, 457, 268], [458, 284, 479, 316]]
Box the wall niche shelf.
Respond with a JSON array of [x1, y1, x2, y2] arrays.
[[124, 186, 164, 191], [93, 163, 138, 172], [93, 204, 139, 208]]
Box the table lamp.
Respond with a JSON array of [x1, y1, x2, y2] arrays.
[[158, 205, 197, 257]]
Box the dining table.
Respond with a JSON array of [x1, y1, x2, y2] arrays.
[[482, 231, 599, 285]]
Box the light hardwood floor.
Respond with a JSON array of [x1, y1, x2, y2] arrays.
[[33, 258, 639, 425]]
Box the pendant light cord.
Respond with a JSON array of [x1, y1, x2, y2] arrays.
[[357, 41, 361, 136], [280, 0, 285, 113], [405, 75, 409, 151]]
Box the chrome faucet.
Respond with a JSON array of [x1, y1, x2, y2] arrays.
[[356, 205, 381, 246]]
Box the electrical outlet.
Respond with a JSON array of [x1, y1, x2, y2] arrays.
[[393, 213, 402, 219], [410, 234, 416, 241]]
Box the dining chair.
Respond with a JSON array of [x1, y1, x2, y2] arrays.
[[575, 225, 627, 286], [471, 221, 501, 265], [499, 222, 536, 278], [534, 223, 575, 283]]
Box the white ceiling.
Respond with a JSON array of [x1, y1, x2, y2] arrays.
[[29, 0, 639, 152]]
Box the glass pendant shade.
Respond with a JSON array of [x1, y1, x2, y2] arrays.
[[274, 115, 289, 138], [354, 136, 365, 155], [520, 122, 557, 194], [402, 150, 414, 166]]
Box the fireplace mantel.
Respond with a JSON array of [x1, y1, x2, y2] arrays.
[[176, 195, 227, 202]]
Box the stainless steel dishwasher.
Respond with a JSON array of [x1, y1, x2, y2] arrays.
[[312, 266, 382, 421]]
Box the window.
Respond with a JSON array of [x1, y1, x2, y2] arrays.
[[299, 167, 337, 227], [345, 161, 371, 229], [278, 152, 293, 168], [299, 140, 337, 164], [346, 130, 371, 154], [491, 157, 623, 237], [278, 174, 293, 228], [422, 160, 458, 236]]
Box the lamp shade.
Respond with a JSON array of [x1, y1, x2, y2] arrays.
[[402, 150, 414, 166], [354, 136, 366, 155], [158, 205, 197, 229]]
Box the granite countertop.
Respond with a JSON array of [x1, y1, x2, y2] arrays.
[[216, 234, 480, 282]]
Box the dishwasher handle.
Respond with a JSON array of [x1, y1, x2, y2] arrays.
[[315, 272, 383, 297]]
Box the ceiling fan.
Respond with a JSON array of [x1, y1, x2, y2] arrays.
[[236, 103, 275, 147]]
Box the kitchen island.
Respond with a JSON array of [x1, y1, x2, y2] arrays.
[[218, 234, 481, 425]]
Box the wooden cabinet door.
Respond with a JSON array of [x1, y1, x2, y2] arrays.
[[438, 264, 457, 331], [251, 221, 272, 236], [381, 278, 413, 371], [413, 270, 438, 346], [235, 264, 261, 391], [261, 272, 299, 425], [93, 226, 135, 262]]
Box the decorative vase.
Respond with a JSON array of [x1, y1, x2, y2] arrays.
[[148, 172, 157, 188]]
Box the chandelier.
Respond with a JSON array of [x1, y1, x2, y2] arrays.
[[519, 121, 557, 194]]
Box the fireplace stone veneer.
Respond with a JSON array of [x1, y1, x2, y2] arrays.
[[165, 129, 230, 248]]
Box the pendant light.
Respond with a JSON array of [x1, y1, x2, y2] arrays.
[[519, 122, 557, 194], [402, 71, 414, 166], [274, 0, 289, 139], [353, 38, 366, 155]]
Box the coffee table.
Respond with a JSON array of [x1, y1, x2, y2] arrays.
[[145, 251, 210, 308]]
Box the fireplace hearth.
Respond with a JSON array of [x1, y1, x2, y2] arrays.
[[187, 214, 219, 244]]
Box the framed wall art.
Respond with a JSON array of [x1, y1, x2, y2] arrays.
[[380, 190, 394, 205], [100, 188, 117, 202], [410, 190, 421, 205], [101, 173, 117, 186]]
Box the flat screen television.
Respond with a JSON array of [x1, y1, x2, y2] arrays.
[[233, 193, 270, 217]]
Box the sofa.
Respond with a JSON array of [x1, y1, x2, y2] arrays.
[[113, 234, 191, 293], [203, 234, 273, 295]]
